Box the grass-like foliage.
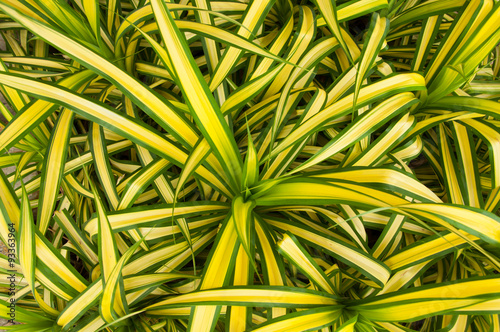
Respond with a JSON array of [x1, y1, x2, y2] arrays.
[[1, 0, 500, 331]]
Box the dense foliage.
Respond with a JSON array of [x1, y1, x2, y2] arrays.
[[1, 0, 500, 331]]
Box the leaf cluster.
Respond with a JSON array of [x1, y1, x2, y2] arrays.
[[1, 0, 500, 331]]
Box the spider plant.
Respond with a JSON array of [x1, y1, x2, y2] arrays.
[[1, 0, 500, 331]]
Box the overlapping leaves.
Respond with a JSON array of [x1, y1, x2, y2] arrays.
[[1, 0, 500, 331]]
